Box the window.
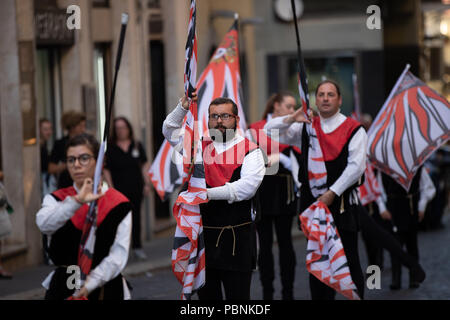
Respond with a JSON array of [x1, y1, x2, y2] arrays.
[[35, 48, 63, 143], [92, 0, 109, 8], [267, 53, 356, 116]]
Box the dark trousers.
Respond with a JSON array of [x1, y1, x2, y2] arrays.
[[197, 268, 252, 300], [256, 214, 296, 300], [359, 205, 418, 270], [390, 228, 419, 283], [309, 229, 365, 300]]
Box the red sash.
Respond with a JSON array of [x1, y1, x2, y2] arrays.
[[202, 138, 258, 188], [52, 187, 129, 230], [312, 116, 361, 162]]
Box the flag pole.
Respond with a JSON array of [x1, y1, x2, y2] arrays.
[[291, 0, 310, 112], [103, 13, 129, 145], [367, 64, 410, 138]]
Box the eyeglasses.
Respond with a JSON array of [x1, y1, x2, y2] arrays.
[[66, 154, 94, 167], [209, 113, 236, 121]]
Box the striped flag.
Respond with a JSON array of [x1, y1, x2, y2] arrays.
[[148, 140, 183, 201], [350, 74, 382, 206], [148, 19, 247, 200], [358, 161, 382, 206], [184, 0, 197, 99], [172, 148, 208, 300], [300, 201, 361, 300], [195, 20, 246, 138], [171, 0, 208, 300], [290, 0, 359, 299], [367, 65, 450, 191]]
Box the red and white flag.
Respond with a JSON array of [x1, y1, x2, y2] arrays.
[[149, 19, 247, 200], [367, 65, 450, 191], [358, 162, 382, 206], [300, 201, 361, 300], [350, 74, 382, 206], [170, 0, 208, 300]]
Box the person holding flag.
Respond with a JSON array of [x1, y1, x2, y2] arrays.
[[36, 12, 131, 300], [36, 133, 133, 300], [265, 79, 367, 300], [163, 94, 266, 300]]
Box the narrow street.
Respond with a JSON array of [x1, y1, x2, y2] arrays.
[[128, 214, 450, 300]]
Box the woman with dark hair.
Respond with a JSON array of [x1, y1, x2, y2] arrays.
[[104, 117, 150, 260], [248, 92, 299, 300], [36, 133, 132, 300]]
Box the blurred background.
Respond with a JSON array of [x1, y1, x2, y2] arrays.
[[0, 0, 448, 271]]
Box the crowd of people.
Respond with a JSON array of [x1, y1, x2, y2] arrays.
[[0, 78, 444, 301]]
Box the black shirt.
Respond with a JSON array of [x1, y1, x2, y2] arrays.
[[105, 140, 148, 201], [49, 136, 73, 189], [41, 143, 50, 173]]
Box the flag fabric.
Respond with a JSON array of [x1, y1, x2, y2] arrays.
[[148, 140, 183, 201], [171, 19, 248, 300], [367, 67, 450, 191], [290, 0, 359, 299], [350, 74, 382, 206], [172, 148, 208, 300], [171, 0, 207, 300], [300, 201, 361, 300], [358, 162, 382, 206], [148, 20, 246, 200], [184, 0, 197, 99], [195, 20, 246, 138]]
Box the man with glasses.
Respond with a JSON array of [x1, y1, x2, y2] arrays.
[[163, 95, 266, 300]]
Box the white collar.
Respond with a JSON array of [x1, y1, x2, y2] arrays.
[[212, 133, 244, 153], [318, 110, 347, 133]]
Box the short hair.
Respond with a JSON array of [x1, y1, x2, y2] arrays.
[[61, 110, 87, 131], [315, 80, 341, 97], [209, 97, 238, 116], [39, 118, 51, 126], [65, 133, 100, 159]]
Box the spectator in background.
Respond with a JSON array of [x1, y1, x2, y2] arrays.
[[48, 111, 86, 189], [40, 119, 56, 196], [39, 118, 56, 265], [104, 117, 151, 260]]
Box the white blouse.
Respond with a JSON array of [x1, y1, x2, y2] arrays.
[[36, 184, 132, 299]]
